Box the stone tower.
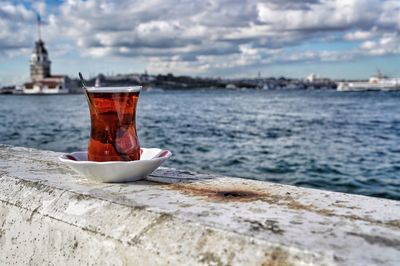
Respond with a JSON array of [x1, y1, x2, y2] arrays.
[[30, 14, 51, 82], [30, 40, 51, 81]]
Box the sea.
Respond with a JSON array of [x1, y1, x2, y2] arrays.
[[0, 89, 399, 200]]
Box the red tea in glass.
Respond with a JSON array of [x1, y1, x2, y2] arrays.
[[85, 87, 141, 162]]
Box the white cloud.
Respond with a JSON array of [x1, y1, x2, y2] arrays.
[[0, 2, 35, 55], [344, 29, 377, 41], [360, 33, 400, 56], [1, 0, 400, 77], [257, 0, 381, 31], [360, 40, 376, 50]]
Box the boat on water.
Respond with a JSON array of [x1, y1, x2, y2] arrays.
[[337, 72, 400, 92]]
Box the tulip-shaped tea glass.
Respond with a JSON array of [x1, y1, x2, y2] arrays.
[[85, 86, 141, 162]]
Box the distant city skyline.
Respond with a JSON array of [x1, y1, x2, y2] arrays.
[[1, 0, 400, 86]]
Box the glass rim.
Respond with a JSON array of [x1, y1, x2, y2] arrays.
[[85, 86, 142, 93]]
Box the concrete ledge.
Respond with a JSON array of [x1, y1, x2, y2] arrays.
[[0, 145, 399, 265]]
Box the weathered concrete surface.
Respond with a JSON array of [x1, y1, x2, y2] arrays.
[[0, 145, 399, 266]]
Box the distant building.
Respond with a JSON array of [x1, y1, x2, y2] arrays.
[[306, 73, 332, 84], [306, 73, 317, 83], [22, 15, 69, 94], [95, 75, 101, 87]]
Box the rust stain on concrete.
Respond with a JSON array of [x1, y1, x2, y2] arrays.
[[166, 182, 268, 202], [262, 247, 293, 266], [165, 181, 400, 230]]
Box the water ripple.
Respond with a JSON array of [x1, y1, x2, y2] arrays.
[[0, 90, 399, 200]]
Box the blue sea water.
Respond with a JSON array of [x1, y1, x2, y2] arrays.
[[0, 89, 399, 200]]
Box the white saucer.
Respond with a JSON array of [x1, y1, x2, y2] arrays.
[[59, 148, 171, 183]]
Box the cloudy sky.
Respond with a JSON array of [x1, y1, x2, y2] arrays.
[[1, 0, 400, 85]]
